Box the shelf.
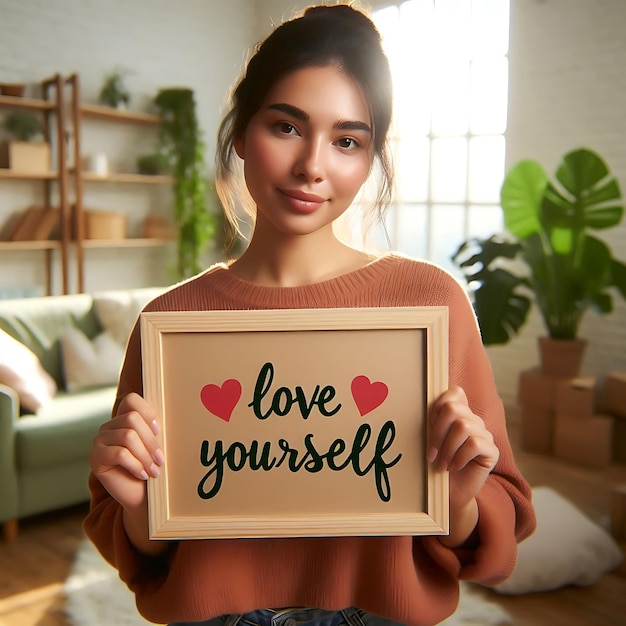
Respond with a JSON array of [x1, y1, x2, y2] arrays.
[[81, 237, 173, 248], [80, 103, 161, 125], [0, 240, 59, 251], [0, 94, 56, 112], [80, 171, 173, 184], [0, 169, 58, 180]]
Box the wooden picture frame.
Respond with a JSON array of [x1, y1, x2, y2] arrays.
[[141, 307, 449, 540]]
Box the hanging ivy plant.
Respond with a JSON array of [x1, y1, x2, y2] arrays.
[[154, 87, 215, 279]]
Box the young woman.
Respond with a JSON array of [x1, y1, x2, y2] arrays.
[[85, 5, 535, 626]]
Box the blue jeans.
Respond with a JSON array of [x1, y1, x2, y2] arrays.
[[169, 607, 405, 626]]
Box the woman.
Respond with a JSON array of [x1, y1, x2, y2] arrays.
[[85, 5, 535, 626]]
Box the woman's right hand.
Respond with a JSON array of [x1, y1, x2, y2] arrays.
[[89, 392, 164, 511]]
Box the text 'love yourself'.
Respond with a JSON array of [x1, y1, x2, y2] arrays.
[[196, 362, 402, 503]]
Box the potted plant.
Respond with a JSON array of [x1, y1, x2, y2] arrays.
[[137, 152, 170, 176], [154, 87, 216, 279], [452, 147, 626, 377], [0, 111, 50, 173], [98, 68, 132, 109]]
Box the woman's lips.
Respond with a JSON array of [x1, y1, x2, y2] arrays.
[[279, 189, 327, 214]]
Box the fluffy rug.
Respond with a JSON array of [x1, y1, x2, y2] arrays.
[[64, 539, 512, 626]]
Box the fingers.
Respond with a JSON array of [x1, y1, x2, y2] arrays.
[[428, 386, 498, 472], [91, 392, 164, 482]]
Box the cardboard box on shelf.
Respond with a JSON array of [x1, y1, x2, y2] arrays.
[[0, 141, 51, 173], [554, 414, 614, 469], [82, 210, 127, 240]]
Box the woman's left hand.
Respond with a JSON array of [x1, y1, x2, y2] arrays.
[[428, 385, 500, 512]]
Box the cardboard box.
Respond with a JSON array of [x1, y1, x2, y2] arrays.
[[605, 372, 626, 419], [83, 210, 127, 240], [521, 406, 554, 454], [554, 414, 614, 469], [0, 140, 51, 173], [555, 376, 596, 419], [518, 368, 559, 411], [611, 485, 626, 543], [614, 417, 626, 464]]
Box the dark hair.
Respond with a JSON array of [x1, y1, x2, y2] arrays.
[[216, 3, 394, 243]]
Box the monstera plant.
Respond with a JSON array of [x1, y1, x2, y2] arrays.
[[452, 148, 626, 370]]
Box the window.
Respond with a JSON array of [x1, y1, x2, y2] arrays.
[[370, 0, 510, 275]]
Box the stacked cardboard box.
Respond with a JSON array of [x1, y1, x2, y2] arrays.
[[605, 372, 626, 464], [518, 369, 615, 468], [553, 377, 613, 469]]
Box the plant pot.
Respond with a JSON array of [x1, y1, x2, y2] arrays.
[[538, 337, 587, 378]]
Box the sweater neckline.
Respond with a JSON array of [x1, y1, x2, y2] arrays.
[[205, 253, 402, 307]]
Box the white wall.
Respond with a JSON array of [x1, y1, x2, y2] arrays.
[[0, 0, 256, 294], [2, 0, 625, 402], [489, 0, 626, 404]]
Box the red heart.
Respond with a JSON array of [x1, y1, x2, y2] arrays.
[[200, 379, 242, 422], [351, 375, 388, 416]]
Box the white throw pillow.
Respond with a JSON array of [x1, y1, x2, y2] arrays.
[[490, 486, 624, 594], [0, 329, 57, 412], [60, 327, 125, 392], [93, 288, 164, 348]]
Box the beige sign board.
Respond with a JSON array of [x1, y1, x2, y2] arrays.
[[141, 307, 449, 540]]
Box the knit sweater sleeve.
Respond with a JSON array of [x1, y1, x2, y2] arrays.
[[419, 272, 536, 585], [83, 321, 175, 589]]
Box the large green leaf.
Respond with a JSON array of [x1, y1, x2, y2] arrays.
[[500, 160, 548, 240], [611, 258, 626, 299], [473, 268, 532, 345], [451, 236, 531, 345], [542, 148, 623, 231]]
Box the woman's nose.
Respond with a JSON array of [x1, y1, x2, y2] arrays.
[[293, 138, 325, 182]]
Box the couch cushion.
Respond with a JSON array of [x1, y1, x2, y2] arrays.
[[93, 287, 165, 347], [0, 294, 101, 386], [0, 329, 57, 412], [60, 328, 125, 391], [16, 386, 116, 470]]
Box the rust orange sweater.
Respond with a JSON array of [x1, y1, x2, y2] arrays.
[[84, 254, 535, 626]]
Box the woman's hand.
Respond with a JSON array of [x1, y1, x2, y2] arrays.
[[89, 392, 164, 511], [428, 386, 500, 546]]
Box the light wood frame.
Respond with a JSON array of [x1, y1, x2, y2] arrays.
[[141, 307, 449, 539]]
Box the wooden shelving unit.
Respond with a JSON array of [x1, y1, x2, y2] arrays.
[[81, 237, 172, 249], [66, 73, 173, 292], [0, 169, 57, 180], [0, 75, 70, 295], [79, 103, 160, 125], [80, 171, 172, 184]]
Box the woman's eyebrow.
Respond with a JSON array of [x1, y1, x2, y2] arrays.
[[267, 103, 372, 134]]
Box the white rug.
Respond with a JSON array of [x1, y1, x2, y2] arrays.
[[64, 539, 512, 626]]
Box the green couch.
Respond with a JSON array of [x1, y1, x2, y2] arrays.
[[0, 288, 161, 541]]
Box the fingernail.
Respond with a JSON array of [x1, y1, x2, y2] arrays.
[[150, 464, 160, 478], [427, 447, 438, 464], [154, 448, 165, 467], [140, 470, 149, 480], [150, 420, 160, 436]]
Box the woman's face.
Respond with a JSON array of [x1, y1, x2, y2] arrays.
[[236, 65, 374, 238]]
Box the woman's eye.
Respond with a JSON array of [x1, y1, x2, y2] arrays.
[[275, 122, 298, 135], [336, 137, 358, 150]]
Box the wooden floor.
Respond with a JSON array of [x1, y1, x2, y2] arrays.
[[1, 419, 625, 626]]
